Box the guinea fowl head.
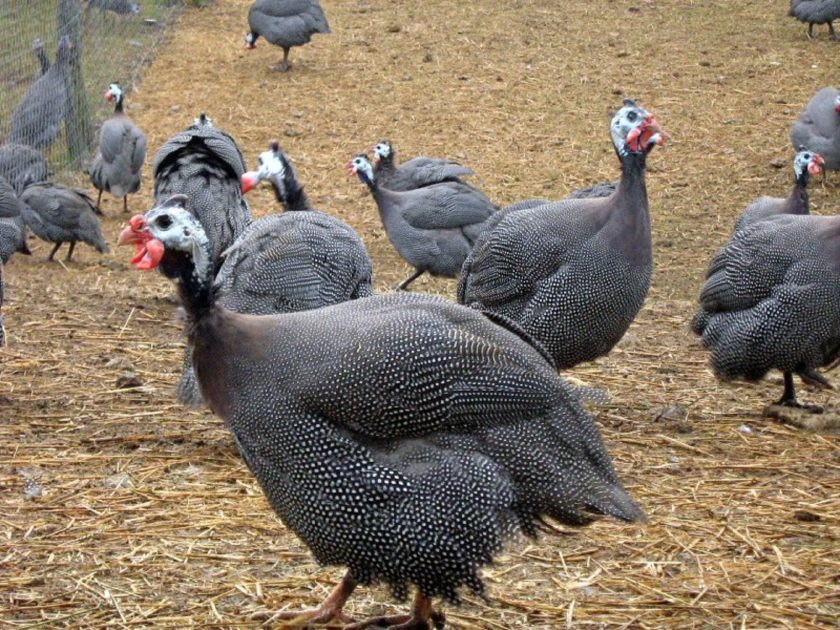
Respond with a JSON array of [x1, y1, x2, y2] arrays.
[[610, 99, 666, 158], [55, 35, 73, 66], [347, 154, 375, 187], [245, 31, 258, 49], [191, 113, 213, 128], [371, 140, 394, 163], [834, 95, 840, 114], [241, 141, 286, 193], [793, 148, 824, 183], [105, 83, 123, 108], [118, 195, 212, 291]]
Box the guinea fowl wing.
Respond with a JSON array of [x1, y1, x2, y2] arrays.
[[400, 157, 474, 187], [216, 220, 331, 313], [400, 185, 496, 231], [460, 200, 597, 310]]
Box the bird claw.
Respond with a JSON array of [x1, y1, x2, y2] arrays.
[[343, 609, 444, 630], [250, 606, 354, 626]]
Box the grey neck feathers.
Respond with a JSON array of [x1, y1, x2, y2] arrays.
[[607, 150, 651, 265]]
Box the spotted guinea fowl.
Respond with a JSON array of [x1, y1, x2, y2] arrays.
[[0, 176, 31, 264], [790, 86, 840, 173], [735, 149, 824, 232], [0, 144, 48, 196], [88, 83, 147, 214], [119, 194, 645, 629], [349, 154, 498, 290], [152, 113, 251, 273], [691, 213, 840, 411], [20, 182, 108, 262], [176, 142, 373, 407], [458, 99, 665, 369], [693, 150, 831, 393], [788, 0, 840, 39], [370, 140, 475, 192], [7, 35, 71, 150], [245, 0, 331, 72]]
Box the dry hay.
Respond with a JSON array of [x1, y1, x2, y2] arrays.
[[2, 0, 840, 628]]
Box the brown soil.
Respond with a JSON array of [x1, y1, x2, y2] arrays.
[[2, 1, 839, 628]]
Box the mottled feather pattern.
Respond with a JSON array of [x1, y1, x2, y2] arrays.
[[192, 292, 642, 601], [693, 215, 840, 382]]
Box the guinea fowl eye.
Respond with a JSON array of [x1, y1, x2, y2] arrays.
[[156, 215, 173, 229], [626, 111, 638, 122]]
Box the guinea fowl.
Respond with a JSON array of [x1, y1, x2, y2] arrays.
[[245, 0, 331, 72], [0, 176, 31, 264], [788, 0, 840, 39], [790, 86, 840, 173], [152, 113, 251, 273], [370, 140, 474, 191], [691, 213, 840, 412], [119, 195, 644, 629], [734, 149, 824, 232], [32, 38, 50, 77], [20, 182, 108, 262], [348, 154, 498, 290], [0, 144, 48, 195], [693, 150, 832, 395], [176, 142, 373, 407], [458, 99, 666, 369], [89, 83, 147, 214], [86, 0, 140, 16], [7, 35, 71, 150]]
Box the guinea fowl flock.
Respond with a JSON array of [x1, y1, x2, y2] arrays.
[[2, 1, 840, 629]]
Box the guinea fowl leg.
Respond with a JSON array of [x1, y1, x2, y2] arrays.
[[807, 23, 815, 39], [250, 571, 356, 625], [123, 197, 128, 213], [775, 372, 823, 412], [797, 367, 833, 390], [395, 268, 426, 291], [48, 242, 62, 261], [96, 189, 103, 212], [275, 47, 290, 72], [65, 241, 76, 262], [344, 591, 445, 630]]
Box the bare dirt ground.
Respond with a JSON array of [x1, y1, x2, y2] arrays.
[[2, 1, 840, 628]]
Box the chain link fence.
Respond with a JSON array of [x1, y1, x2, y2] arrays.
[[0, 0, 184, 178]]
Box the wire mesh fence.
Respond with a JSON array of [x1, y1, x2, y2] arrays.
[[0, 0, 184, 180]]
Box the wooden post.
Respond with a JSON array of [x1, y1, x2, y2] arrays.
[[58, 0, 93, 167]]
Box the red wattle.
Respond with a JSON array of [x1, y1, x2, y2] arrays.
[[808, 161, 822, 176], [131, 239, 165, 270]]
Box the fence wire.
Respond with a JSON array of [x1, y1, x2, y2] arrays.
[[0, 0, 183, 179]]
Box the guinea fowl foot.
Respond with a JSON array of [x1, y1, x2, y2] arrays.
[[272, 61, 290, 72], [344, 594, 444, 630], [251, 572, 356, 626]]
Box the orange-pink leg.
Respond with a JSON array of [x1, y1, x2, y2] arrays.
[[343, 591, 445, 630], [251, 571, 357, 626]]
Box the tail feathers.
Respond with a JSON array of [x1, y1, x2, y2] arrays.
[[541, 465, 646, 526], [690, 307, 709, 335]]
